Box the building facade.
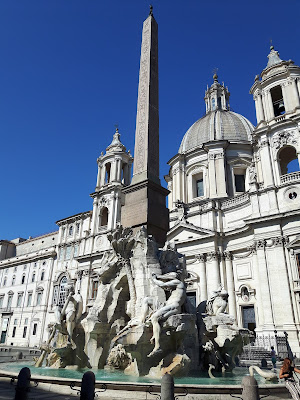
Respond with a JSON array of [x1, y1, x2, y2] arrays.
[[1, 41, 300, 355]]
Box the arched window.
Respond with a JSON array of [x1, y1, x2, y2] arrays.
[[100, 207, 109, 227], [40, 271, 45, 281], [31, 273, 35, 283], [105, 163, 111, 184], [278, 146, 299, 175], [53, 276, 68, 306], [21, 275, 25, 284], [12, 276, 16, 286], [68, 226, 73, 236], [211, 98, 216, 110]]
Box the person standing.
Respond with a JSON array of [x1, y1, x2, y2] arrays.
[[279, 358, 300, 400], [271, 346, 277, 369]]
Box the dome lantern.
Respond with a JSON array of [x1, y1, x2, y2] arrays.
[[204, 74, 230, 113]]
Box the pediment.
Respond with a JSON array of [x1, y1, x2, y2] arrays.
[[167, 220, 215, 241], [287, 235, 300, 249]]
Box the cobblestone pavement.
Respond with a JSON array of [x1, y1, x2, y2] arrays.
[[0, 377, 79, 399]]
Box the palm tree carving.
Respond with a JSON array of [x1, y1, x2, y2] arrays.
[[107, 226, 136, 317]]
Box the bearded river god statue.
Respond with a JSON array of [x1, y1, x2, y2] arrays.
[[42, 226, 248, 378]]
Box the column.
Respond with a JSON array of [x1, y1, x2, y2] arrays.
[[266, 90, 275, 120], [123, 163, 129, 185], [91, 200, 98, 234], [251, 247, 264, 329], [291, 79, 300, 109], [259, 140, 274, 187], [215, 152, 227, 197], [209, 251, 221, 293], [115, 158, 122, 182], [282, 83, 291, 113], [254, 92, 265, 123], [112, 160, 118, 182], [268, 238, 295, 331], [96, 165, 101, 188], [223, 251, 237, 320], [197, 254, 207, 302], [208, 153, 217, 197], [255, 240, 274, 330], [100, 164, 106, 187]]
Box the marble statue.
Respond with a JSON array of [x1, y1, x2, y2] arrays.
[[146, 271, 186, 357], [206, 285, 229, 316], [55, 282, 83, 349]]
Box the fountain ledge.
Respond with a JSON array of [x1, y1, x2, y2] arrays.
[[0, 369, 289, 399]]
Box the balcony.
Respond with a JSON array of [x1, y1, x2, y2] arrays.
[[0, 307, 12, 314], [280, 171, 300, 185]]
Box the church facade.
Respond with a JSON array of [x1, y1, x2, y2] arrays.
[[1, 14, 300, 357]]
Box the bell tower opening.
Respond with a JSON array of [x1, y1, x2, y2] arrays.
[[271, 86, 285, 117]]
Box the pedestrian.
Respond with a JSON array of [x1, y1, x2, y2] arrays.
[[279, 357, 300, 400], [271, 346, 277, 369]]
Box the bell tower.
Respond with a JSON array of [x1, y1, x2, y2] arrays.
[[250, 46, 300, 189], [90, 128, 133, 235]]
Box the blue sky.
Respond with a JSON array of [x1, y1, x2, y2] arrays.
[[0, 0, 299, 240]]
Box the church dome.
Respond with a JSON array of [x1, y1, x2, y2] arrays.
[[179, 109, 254, 154]]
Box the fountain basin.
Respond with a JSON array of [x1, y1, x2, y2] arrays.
[[0, 362, 289, 400]]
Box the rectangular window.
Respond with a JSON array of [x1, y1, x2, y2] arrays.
[[22, 326, 27, 338], [7, 295, 13, 308], [297, 254, 300, 279], [12, 327, 16, 338], [186, 291, 197, 308], [27, 293, 32, 307], [234, 174, 245, 192], [24, 318, 28, 325], [91, 281, 98, 299], [13, 319, 18, 325], [17, 294, 23, 307], [36, 292, 42, 306], [59, 248, 64, 261], [32, 323, 37, 336], [73, 244, 79, 258], [65, 246, 72, 260], [196, 179, 204, 197], [0, 297, 4, 308]]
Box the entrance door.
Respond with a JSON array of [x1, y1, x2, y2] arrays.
[[242, 306, 256, 332], [0, 318, 9, 344]]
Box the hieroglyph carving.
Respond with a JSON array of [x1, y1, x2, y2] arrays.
[[133, 15, 159, 178]]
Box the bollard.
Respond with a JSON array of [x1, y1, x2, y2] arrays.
[[14, 367, 31, 400], [80, 371, 95, 400], [161, 373, 175, 400], [241, 375, 259, 400]]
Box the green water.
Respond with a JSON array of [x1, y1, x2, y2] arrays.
[[0, 362, 278, 385]]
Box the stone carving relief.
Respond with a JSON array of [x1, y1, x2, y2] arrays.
[[272, 130, 297, 150]]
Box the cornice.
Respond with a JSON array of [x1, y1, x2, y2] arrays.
[[0, 247, 57, 268], [56, 211, 91, 226]]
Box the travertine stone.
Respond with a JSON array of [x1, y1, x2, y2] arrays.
[[132, 13, 159, 185]]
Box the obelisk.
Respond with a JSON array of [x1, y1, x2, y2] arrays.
[[121, 6, 169, 246]]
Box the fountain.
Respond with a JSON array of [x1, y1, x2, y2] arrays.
[[31, 225, 250, 380]]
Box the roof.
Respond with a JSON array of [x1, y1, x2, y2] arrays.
[[179, 109, 254, 154]]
